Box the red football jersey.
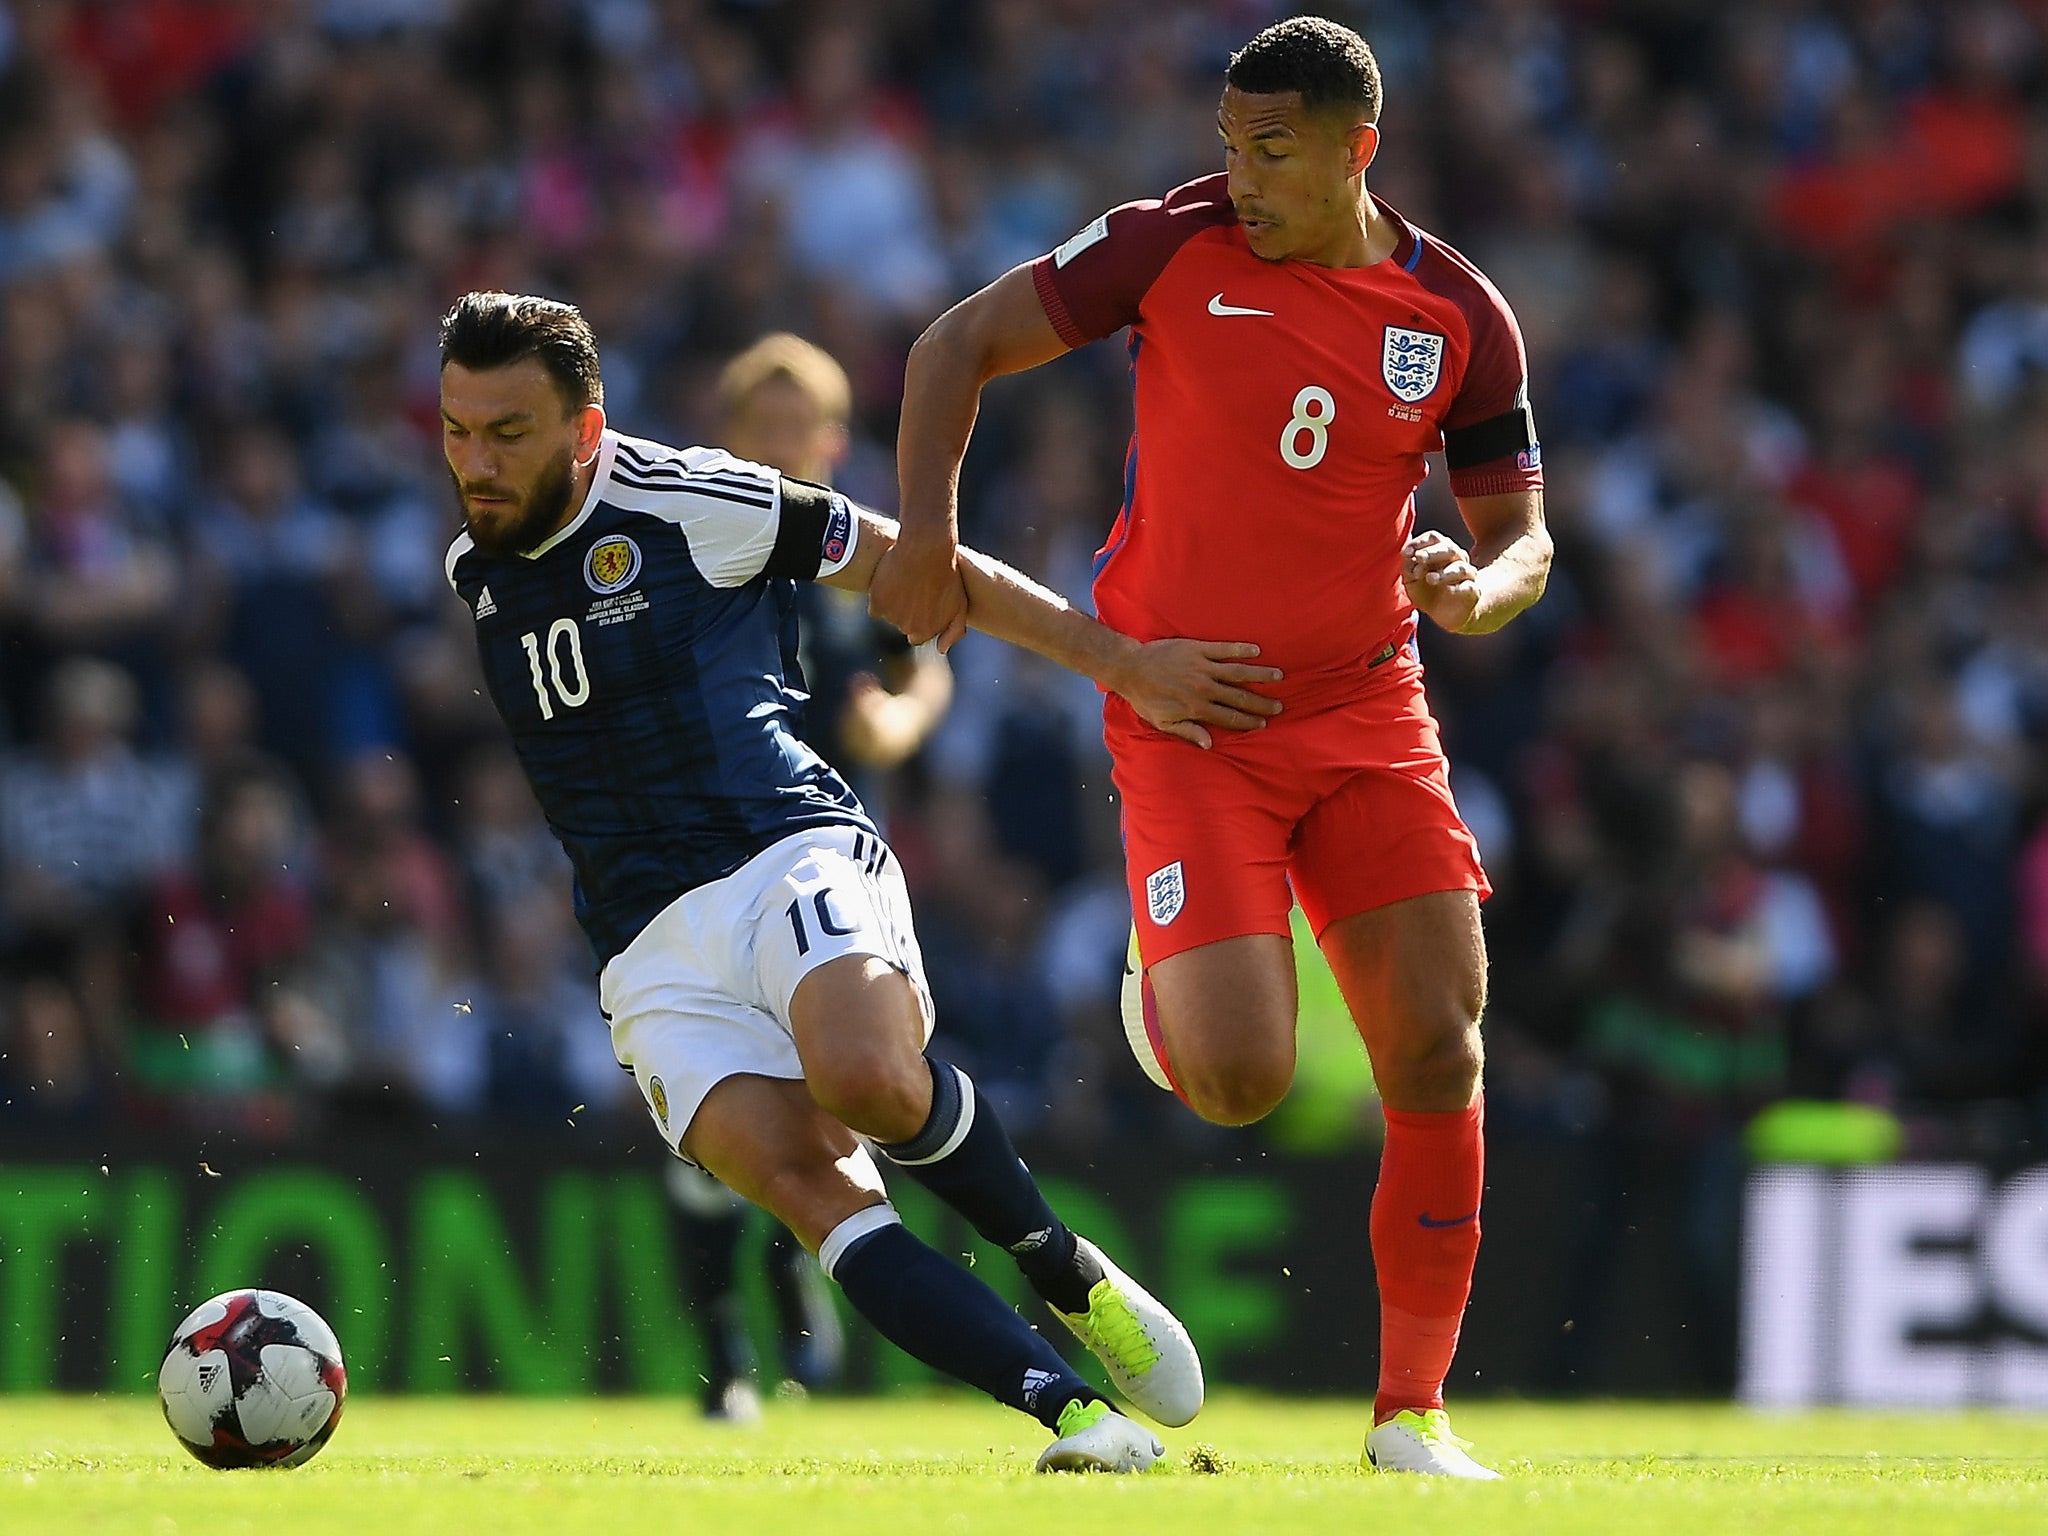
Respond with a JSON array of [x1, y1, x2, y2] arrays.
[[1031, 174, 1542, 712]]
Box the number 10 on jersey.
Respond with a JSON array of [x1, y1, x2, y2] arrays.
[[521, 618, 591, 719]]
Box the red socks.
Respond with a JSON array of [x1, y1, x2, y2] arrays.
[[1370, 1096, 1484, 1423]]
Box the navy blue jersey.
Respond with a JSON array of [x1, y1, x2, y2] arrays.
[[446, 430, 872, 963]]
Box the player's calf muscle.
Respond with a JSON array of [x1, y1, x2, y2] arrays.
[[684, 1078, 886, 1251], [750, 1165, 888, 1254]]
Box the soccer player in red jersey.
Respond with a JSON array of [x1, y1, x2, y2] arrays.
[[872, 18, 1552, 1478]]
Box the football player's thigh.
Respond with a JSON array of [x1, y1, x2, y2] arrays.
[[602, 905, 809, 1154], [610, 1000, 806, 1158], [1116, 737, 1299, 1106], [1289, 763, 1489, 1108], [682, 1072, 889, 1253], [748, 830, 935, 1138]]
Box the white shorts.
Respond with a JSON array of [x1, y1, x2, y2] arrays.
[[599, 824, 933, 1154]]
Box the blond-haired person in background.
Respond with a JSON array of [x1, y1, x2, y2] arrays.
[[668, 334, 952, 1418]]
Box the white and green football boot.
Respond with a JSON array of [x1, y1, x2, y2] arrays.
[[1051, 1236, 1204, 1427], [1035, 1398, 1163, 1474], [1364, 1408, 1501, 1479]]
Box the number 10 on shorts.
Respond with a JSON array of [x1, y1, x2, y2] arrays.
[[786, 890, 857, 955]]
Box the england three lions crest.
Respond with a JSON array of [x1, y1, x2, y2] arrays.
[[1146, 861, 1185, 926], [1382, 326, 1445, 403]]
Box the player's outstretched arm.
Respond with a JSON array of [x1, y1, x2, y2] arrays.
[[828, 510, 1281, 749], [878, 266, 1069, 653]]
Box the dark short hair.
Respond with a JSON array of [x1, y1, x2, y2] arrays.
[[1225, 15, 1382, 123], [438, 291, 604, 412]]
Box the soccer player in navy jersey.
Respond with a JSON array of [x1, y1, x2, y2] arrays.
[[438, 291, 1283, 1471]]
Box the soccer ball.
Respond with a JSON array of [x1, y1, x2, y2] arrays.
[[158, 1289, 347, 1469]]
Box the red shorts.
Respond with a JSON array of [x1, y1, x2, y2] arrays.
[[1107, 653, 1490, 967]]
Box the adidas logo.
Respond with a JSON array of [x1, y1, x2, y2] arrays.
[[1008, 1226, 1055, 1255], [196, 1360, 223, 1393], [474, 585, 497, 618], [1020, 1367, 1059, 1409]]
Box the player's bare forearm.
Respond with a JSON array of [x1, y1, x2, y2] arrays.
[[953, 548, 1284, 747], [1461, 517, 1553, 634], [830, 510, 1282, 748], [1405, 489, 1551, 635]]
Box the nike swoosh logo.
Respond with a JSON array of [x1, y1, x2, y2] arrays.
[[1417, 1211, 1478, 1229], [1208, 293, 1275, 317]]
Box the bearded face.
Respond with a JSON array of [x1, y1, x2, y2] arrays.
[[449, 443, 578, 557], [441, 358, 601, 557]]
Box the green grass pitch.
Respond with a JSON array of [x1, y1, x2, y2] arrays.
[[1, 1394, 2043, 1536]]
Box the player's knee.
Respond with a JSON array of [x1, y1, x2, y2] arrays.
[[1173, 1042, 1294, 1127], [807, 1050, 929, 1143], [1376, 1014, 1484, 1111]]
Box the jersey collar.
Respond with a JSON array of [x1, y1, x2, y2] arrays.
[[522, 430, 620, 560], [1377, 196, 1423, 273]]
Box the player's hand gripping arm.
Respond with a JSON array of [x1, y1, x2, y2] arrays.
[[1402, 489, 1553, 635], [877, 266, 1069, 652], [829, 511, 1282, 749]]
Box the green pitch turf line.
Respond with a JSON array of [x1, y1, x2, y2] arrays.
[[1, 1395, 2043, 1536]]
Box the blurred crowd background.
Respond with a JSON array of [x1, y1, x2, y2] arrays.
[[6, 0, 2048, 1385]]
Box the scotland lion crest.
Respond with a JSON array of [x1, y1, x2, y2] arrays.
[[1382, 326, 1445, 403], [584, 535, 642, 594], [1145, 861, 1186, 926]]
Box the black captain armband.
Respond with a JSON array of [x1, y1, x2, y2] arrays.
[[1442, 402, 1538, 472], [765, 478, 856, 579]]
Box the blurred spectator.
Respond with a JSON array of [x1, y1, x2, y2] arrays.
[[130, 763, 328, 1101], [190, 424, 398, 785], [17, 418, 176, 661], [451, 744, 568, 916], [735, 19, 947, 320], [270, 750, 472, 1109], [916, 788, 1063, 1132], [1, 656, 188, 967], [716, 331, 952, 817], [468, 898, 619, 1119], [0, 657, 187, 1109], [1875, 675, 2020, 978]]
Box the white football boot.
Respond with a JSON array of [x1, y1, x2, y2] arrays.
[[1364, 1408, 1502, 1479], [1051, 1236, 1204, 1427], [1035, 1398, 1164, 1473]]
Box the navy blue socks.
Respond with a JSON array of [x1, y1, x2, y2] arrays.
[[878, 1058, 1103, 1315], [820, 1206, 1091, 1428]]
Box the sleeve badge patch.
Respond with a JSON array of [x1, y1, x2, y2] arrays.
[[1053, 214, 1110, 269], [822, 494, 852, 565]]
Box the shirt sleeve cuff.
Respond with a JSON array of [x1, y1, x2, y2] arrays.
[[1030, 259, 1088, 350], [1447, 460, 1544, 499]]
